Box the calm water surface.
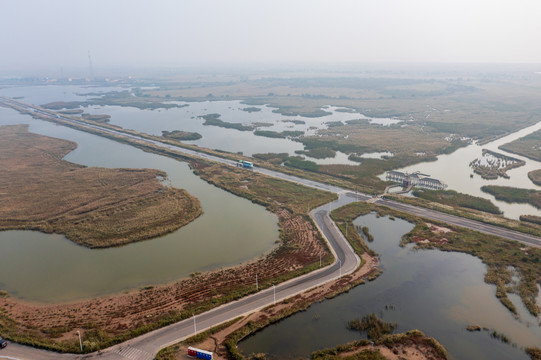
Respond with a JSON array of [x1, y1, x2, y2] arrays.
[[395, 121, 541, 219], [240, 213, 539, 360], [0, 107, 279, 302]]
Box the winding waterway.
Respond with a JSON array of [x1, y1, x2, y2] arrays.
[[396, 121, 541, 219], [240, 213, 540, 360], [0, 106, 279, 302]]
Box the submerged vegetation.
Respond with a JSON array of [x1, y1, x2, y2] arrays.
[[348, 313, 396, 340]]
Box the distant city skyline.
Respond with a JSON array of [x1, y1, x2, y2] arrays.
[[2, 0, 541, 75]]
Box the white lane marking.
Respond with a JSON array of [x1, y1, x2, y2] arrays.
[[114, 345, 152, 360], [0, 356, 22, 360]]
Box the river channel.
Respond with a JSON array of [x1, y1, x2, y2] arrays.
[[0, 106, 279, 302], [396, 121, 541, 220], [240, 213, 540, 360]]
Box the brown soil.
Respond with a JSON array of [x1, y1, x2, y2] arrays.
[[338, 339, 447, 360], [167, 253, 380, 360], [0, 124, 202, 248]]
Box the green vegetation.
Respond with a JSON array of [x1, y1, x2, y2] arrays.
[[520, 215, 541, 225], [412, 189, 501, 214], [284, 156, 321, 172], [253, 130, 303, 138], [500, 129, 541, 162], [361, 226, 374, 242], [348, 313, 396, 339], [161, 130, 202, 141], [241, 106, 261, 112], [528, 169, 541, 186], [200, 113, 254, 131], [81, 113, 111, 123], [387, 193, 541, 238], [326, 120, 344, 127], [282, 119, 305, 124], [330, 201, 541, 317], [482, 185, 541, 209]]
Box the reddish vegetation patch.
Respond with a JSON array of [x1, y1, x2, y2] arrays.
[[170, 253, 379, 360], [0, 209, 327, 344], [0, 124, 202, 248]]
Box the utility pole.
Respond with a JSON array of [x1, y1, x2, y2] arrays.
[[76, 331, 82, 353]]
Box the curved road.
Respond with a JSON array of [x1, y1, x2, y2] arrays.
[[1, 98, 540, 359]]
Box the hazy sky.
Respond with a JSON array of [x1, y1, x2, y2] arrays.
[[1, 0, 541, 72]]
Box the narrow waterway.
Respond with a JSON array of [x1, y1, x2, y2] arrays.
[[0, 106, 279, 302], [240, 213, 539, 360], [396, 121, 541, 219]]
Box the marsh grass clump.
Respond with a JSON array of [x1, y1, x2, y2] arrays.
[[348, 313, 396, 340]]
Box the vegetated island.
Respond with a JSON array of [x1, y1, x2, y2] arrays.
[[499, 129, 541, 162], [241, 106, 261, 113], [469, 149, 525, 180], [253, 129, 304, 139], [0, 124, 202, 248], [481, 185, 541, 210], [162, 130, 202, 141], [528, 169, 541, 186], [199, 113, 254, 131]]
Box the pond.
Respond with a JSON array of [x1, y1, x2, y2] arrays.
[[239, 213, 539, 360]]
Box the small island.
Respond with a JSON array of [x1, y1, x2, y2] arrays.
[[469, 149, 525, 180], [162, 129, 202, 141]]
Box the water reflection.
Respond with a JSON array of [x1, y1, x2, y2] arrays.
[[240, 213, 537, 360]]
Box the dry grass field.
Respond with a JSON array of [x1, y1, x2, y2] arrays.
[[0, 124, 202, 248]]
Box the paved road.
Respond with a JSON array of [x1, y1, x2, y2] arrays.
[[0, 195, 361, 360], [1, 97, 540, 359], [375, 198, 541, 249]]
